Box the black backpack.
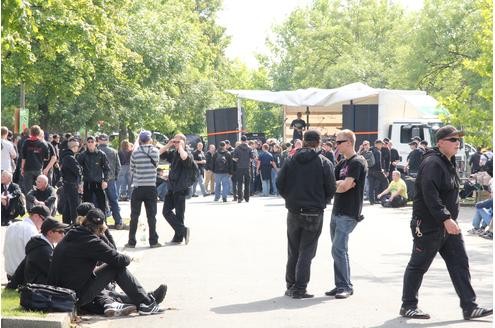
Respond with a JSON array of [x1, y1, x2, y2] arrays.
[[214, 152, 228, 172]]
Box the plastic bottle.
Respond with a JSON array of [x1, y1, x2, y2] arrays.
[[139, 222, 147, 242]]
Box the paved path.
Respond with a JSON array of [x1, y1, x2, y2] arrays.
[[2, 196, 492, 327]]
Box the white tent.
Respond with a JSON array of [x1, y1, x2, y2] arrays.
[[226, 82, 447, 140]]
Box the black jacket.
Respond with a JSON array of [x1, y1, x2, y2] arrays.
[[381, 147, 391, 172], [233, 143, 254, 169], [162, 149, 194, 192], [412, 148, 461, 232], [276, 148, 336, 213], [369, 147, 382, 172], [60, 149, 82, 184], [8, 236, 53, 289], [212, 149, 233, 174], [77, 149, 110, 183], [48, 226, 130, 294], [205, 151, 214, 171]]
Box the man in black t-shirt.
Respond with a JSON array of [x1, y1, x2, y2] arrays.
[[325, 129, 366, 299], [290, 112, 306, 142], [21, 125, 49, 193]]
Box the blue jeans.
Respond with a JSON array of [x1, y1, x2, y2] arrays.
[[214, 173, 230, 200], [471, 208, 492, 229], [271, 168, 278, 195], [105, 179, 123, 225], [330, 214, 357, 290], [117, 165, 132, 198], [192, 172, 206, 196], [157, 182, 168, 201], [261, 179, 270, 197]]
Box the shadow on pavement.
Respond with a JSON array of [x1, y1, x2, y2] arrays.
[[368, 317, 491, 328], [210, 296, 332, 314]]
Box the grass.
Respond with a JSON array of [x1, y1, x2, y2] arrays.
[[1, 288, 47, 318]]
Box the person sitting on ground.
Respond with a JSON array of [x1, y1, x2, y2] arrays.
[[467, 193, 493, 235], [48, 208, 166, 316], [74, 202, 116, 249], [26, 175, 57, 216], [1, 170, 25, 226], [7, 218, 68, 289], [3, 205, 51, 280], [377, 171, 408, 208]]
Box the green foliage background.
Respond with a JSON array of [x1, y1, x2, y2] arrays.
[[2, 0, 492, 146]]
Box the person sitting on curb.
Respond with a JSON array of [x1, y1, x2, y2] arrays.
[[467, 197, 492, 235], [377, 171, 408, 208], [7, 218, 68, 289], [48, 208, 167, 316]]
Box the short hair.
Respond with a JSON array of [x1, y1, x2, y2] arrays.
[[68, 139, 79, 149], [392, 170, 401, 177], [2, 170, 13, 180], [30, 125, 42, 136], [336, 129, 356, 146], [36, 175, 49, 184], [175, 133, 186, 142], [262, 143, 269, 151], [1, 126, 8, 137]]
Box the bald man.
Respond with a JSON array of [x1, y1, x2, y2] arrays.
[[26, 175, 57, 216]]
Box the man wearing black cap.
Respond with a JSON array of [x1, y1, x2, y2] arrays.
[[7, 218, 68, 288], [98, 134, 124, 229], [77, 136, 110, 213], [3, 205, 50, 279], [277, 130, 336, 299], [406, 141, 423, 177], [233, 136, 254, 203], [400, 125, 492, 320]]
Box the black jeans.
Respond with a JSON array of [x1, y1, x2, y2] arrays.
[[128, 186, 159, 246], [235, 168, 251, 201], [286, 211, 323, 291], [402, 227, 477, 312], [62, 182, 81, 224], [78, 265, 150, 307], [163, 189, 188, 242], [83, 181, 107, 213]]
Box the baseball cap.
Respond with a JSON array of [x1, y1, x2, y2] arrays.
[[41, 218, 68, 235], [241, 135, 247, 142], [139, 130, 152, 143], [436, 125, 464, 141], [98, 134, 108, 141], [29, 205, 51, 219], [411, 136, 421, 142], [383, 137, 390, 143], [85, 208, 106, 225], [86, 136, 96, 142], [303, 130, 320, 142], [219, 141, 226, 147], [409, 141, 418, 146]]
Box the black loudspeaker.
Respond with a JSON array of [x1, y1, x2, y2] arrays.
[[206, 108, 245, 147]]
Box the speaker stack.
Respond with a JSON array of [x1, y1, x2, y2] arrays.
[[206, 107, 245, 147]]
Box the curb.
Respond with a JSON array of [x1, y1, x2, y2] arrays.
[[1, 312, 71, 328]]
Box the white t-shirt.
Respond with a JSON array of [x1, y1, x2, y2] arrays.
[[3, 218, 39, 276], [1, 139, 16, 172]]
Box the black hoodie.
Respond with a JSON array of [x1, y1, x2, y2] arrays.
[[48, 226, 130, 295], [276, 148, 336, 213], [413, 147, 461, 232], [233, 143, 254, 169], [60, 148, 83, 184]]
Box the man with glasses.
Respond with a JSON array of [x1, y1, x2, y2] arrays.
[[7, 217, 68, 288], [325, 130, 367, 299], [3, 205, 50, 280], [400, 125, 492, 320]]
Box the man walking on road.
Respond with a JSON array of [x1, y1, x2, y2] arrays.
[[160, 133, 193, 245], [277, 130, 336, 299], [400, 125, 492, 320], [326, 129, 367, 299], [233, 135, 254, 203]]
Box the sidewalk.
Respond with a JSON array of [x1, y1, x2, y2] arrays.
[[2, 196, 492, 327]]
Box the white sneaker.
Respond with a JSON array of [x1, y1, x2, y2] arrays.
[[104, 302, 137, 317]]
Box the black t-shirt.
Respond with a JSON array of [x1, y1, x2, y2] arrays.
[[290, 119, 306, 139], [193, 149, 206, 174], [21, 138, 49, 171], [332, 154, 367, 219]]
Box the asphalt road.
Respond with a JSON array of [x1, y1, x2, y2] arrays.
[[1, 195, 492, 327]]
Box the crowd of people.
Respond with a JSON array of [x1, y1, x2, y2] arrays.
[[0, 122, 493, 320]]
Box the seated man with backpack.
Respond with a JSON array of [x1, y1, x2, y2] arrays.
[[377, 171, 408, 208]]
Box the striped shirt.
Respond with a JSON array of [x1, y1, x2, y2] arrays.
[[130, 145, 159, 187]]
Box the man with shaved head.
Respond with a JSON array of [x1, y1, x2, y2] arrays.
[[26, 175, 57, 216]]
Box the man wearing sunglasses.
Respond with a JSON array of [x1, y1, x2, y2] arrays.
[[3, 205, 51, 280], [400, 125, 492, 320]]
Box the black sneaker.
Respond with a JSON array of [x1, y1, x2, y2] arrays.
[[292, 290, 314, 299], [124, 243, 135, 248], [324, 288, 339, 296], [139, 295, 164, 315], [335, 289, 353, 299], [104, 302, 136, 317], [151, 284, 167, 304], [400, 307, 431, 319], [463, 307, 493, 320], [222, 198, 227, 202], [150, 242, 162, 248], [191, 194, 198, 197], [284, 289, 294, 297]]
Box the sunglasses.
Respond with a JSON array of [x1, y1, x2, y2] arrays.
[[336, 140, 348, 145], [443, 137, 460, 143]]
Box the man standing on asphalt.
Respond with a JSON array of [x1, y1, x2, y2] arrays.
[[204, 144, 216, 195], [125, 131, 161, 248], [98, 134, 124, 229], [400, 125, 492, 320], [233, 135, 254, 203], [60, 138, 83, 224], [77, 136, 110, 213], [20, 125, 49, 193], [160, 133, 193, 245], [326, 129, 366, 299], [277, 130, 336, 299]]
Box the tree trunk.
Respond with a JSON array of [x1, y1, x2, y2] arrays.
[[38, 103, 49, 132]]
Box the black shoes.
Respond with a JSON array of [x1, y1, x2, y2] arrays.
[[463, 307, 493, 320], [151, 284, 167, 304], [124, 243, 136, 248], [139, 295, 164, 315], [284, 288, 314, 299], [400, 307, 431, 319], [325, 287, 353, 299], [222, 198, 227, 202], [324, 288, 339, 296], [150, 242, 162, 248], [104, 302, 136, 317]]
